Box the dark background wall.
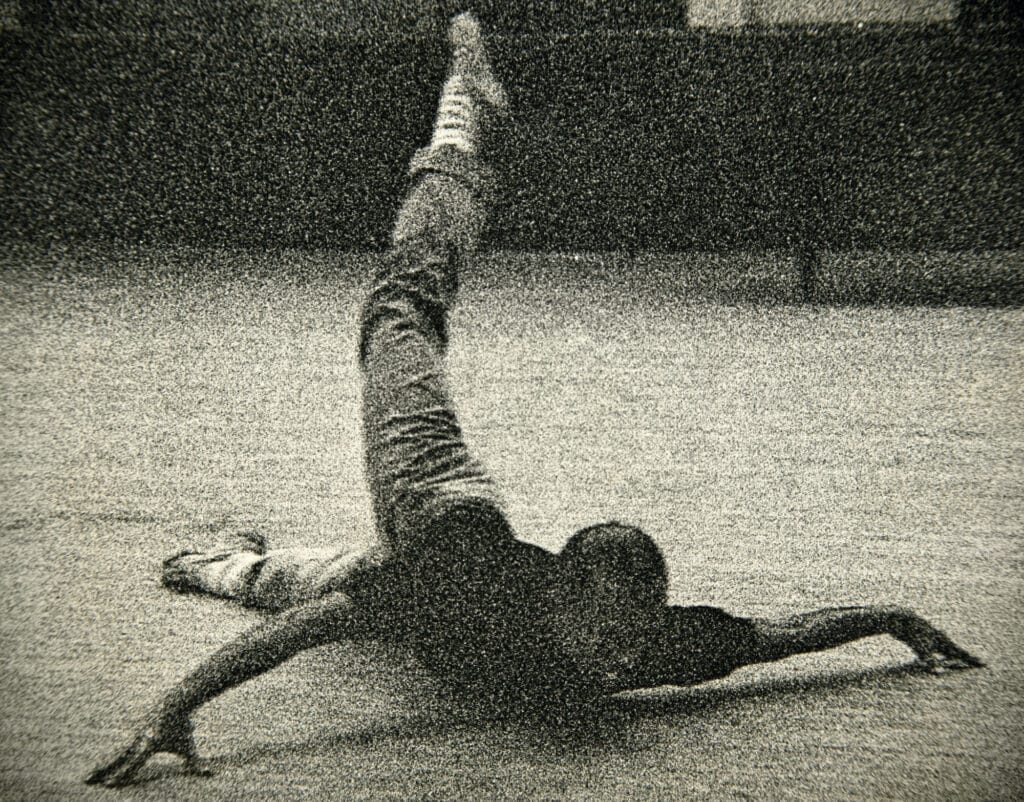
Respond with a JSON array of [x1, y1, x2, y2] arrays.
[[1, 1, 1021, 251]]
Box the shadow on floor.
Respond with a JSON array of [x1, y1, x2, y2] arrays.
[[126, 662, 924, 786]]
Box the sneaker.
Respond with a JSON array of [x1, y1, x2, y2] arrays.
[[161, 526, 267, 592], [448, 12, 509, 116], [427, 12, 510, 157]]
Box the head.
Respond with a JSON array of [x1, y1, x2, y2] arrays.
[[550, 522, 668, 686]]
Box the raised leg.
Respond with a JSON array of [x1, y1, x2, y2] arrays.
[[359, 13, 514, 558]]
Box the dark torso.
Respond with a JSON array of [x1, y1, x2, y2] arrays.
[[627, 605, 757, 689], [343, 508, 754, 702], [398, 537, 603, 706]]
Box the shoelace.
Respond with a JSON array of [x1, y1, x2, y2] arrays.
[[432, 75, 477, 150]]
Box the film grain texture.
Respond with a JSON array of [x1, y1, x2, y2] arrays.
[[1, 247, 1021, 799]]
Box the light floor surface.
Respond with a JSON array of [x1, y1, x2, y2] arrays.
[[1, 246, 1021, 800]]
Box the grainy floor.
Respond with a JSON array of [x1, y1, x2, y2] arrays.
[[1, 245, 1021, 800]]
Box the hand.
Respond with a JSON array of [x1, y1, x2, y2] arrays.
[[85, 708, 211, 788], [912, 645, 986, 674], [899, 616, 986, 674]]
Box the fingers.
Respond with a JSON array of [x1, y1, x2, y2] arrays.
[[908, 626, 986, 671], [912, 652, 986, 675], [85, 755, 127, 785], [941, 651, 986, 669], [942, 640, 986, 668], [932, 633, 987, 669], [85, 731, 213, 787], [84, 735, 156, 787], [183, 755, 215, 777]]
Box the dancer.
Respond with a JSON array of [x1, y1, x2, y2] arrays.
[[87, 13, 982, 788]]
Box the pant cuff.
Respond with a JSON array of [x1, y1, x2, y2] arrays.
[[408, 145, 495, 201]]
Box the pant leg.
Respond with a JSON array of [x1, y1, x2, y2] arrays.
[[243, 547, 381, 612], [359, 146, 513, 558], [179, 546, 378, 613]]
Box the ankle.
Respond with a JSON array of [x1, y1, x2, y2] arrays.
[[407, 145, 495, 200]]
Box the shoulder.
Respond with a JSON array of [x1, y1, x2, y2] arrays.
[[664, 605, 757, 648], [650, 605, 758, 687]]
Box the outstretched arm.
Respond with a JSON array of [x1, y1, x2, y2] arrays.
[[747, 604, 984, 672], [87, 590, 367, 788]]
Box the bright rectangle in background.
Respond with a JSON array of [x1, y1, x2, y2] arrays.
[[690, 0, 958, 26], [757, 0, 957, 24], [689, 0, 750, 27]]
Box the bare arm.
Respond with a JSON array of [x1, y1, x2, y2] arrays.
[[87, 590, 367, 787], [747, 604, 984, 672]]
